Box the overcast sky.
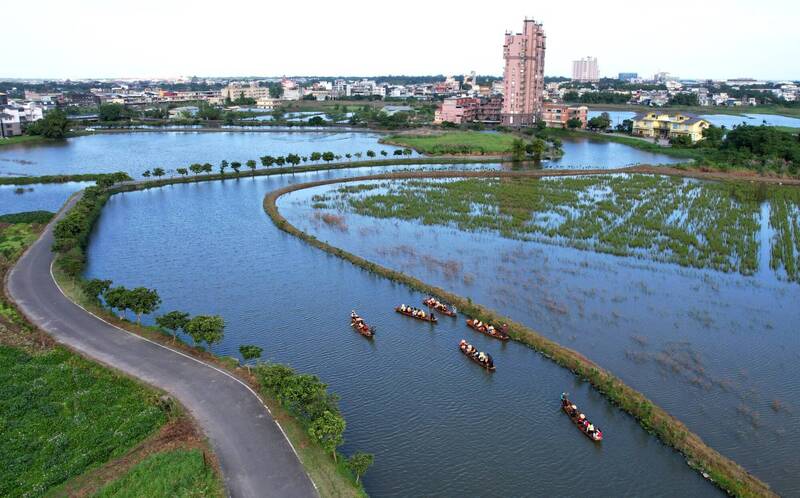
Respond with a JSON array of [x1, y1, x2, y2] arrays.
[[4, 0, 798, 81]]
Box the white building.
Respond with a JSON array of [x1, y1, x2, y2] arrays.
[[572, 57, 599, 82]]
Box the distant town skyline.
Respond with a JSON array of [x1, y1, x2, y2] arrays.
[[4, 0, 799, 81]]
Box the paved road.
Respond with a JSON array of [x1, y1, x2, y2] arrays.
[[6, 194, 317, 498]]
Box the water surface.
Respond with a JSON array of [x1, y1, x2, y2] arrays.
[[282, 176, 800, 495], [0, 182, 92, 215], [84, 166, 718, 497]]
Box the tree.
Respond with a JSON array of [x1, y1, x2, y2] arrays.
[[230, 161, 241, 175], [587, 113, 611, 131], [82, 278, 112, 305], [345, 153, 352, 160], [245, 159, 256, 175], [380, 150, 388, 157], [308, 115, 326, 126], [275, 156, 286, 166], [176, 167, 188, 177], [238, 345, 263, 373], [566, 117, 583, 129], [347, 452, 374, 483], [310, 152, 322, 162], [354, 152, 362, 160], [321, 152, 335, 163], [197, 102, 222, 120], [189, 163, 204, 175], [127, 287, 161, 324], [156, 310, 190, 343], [185, 315, 225, 351], [97, 103, 128, 122], [526, 138, 547, 160], [669, 93, 699, 106], [260, 155, 275, 168], [308, 410, 345, 461], [616, 119, 634, 134], [219, 160, 229, 176], [366, 150, 376, 158], [402, 148, 413, 156], [700, 125, 725, 147], [202, 163, 213, 174], [669, 134, 693, 147], [103, 286, 131, 319], [142, 170, 151, 178], [393, 149, 403, 156], [26, 110, 70, 139], [152, 167, 165, 179], [511, 138, 527, 161], [286, 154, 302, 169]]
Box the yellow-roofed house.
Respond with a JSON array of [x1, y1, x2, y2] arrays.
[[631, 112, 711, 142]]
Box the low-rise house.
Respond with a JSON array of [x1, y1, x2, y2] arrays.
[[541, 102, 588, 128], [1, 110, 22, 137], [632, 111, 710, 142], [434, 97, 479, 124], [168, 106, 199, 119]]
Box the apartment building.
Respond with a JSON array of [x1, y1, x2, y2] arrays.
[[501, 19, 546, 126]]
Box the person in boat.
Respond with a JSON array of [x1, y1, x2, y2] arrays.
[[587, 424, 595, 435], [485, 354, 494, 368], [487, 325, 495, 335], [501, 323, 509, 335], [351, 310, 358, 319]]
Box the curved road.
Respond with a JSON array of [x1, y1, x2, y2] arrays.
[[6, 194, 317, 498]]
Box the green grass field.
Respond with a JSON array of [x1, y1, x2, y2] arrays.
[[384, 131, 518, 155], [93, 449, 223, 498], [0, 347, 168, 497]]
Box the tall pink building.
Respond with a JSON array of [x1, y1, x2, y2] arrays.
[[501, 19, 546, 126]]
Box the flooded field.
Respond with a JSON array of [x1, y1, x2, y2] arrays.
[[281, 174, 800, 495]]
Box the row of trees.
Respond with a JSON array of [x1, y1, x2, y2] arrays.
[[140, 148, 414, 180], [82, 278, 228, 351], [81, 276, 375, 482], [255, 363, 374, 482]]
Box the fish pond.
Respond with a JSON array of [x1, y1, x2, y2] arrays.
[[84, 166, 718, 497]]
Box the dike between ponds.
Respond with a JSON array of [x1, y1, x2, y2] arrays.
[[263, 169, 778, 498]]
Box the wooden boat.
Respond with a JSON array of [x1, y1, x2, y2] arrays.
[[561, 395, 603, 442], [395, 306, 437, 323], [423, 297, 456, 317], [466, 319, 509, 341], [458, 340, 495, 371], [350, 317, 375, 338]]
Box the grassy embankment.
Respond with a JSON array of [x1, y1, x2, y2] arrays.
[[317, 175, 789, 278], [49, 187, 366, 497], [0, 212, 223, 498], [383, 128, 698, 161], [0, 173, 132, 186], [264, 171, 777, 498], [585, 102, 800, 118], [0, 135, 56, 148]]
